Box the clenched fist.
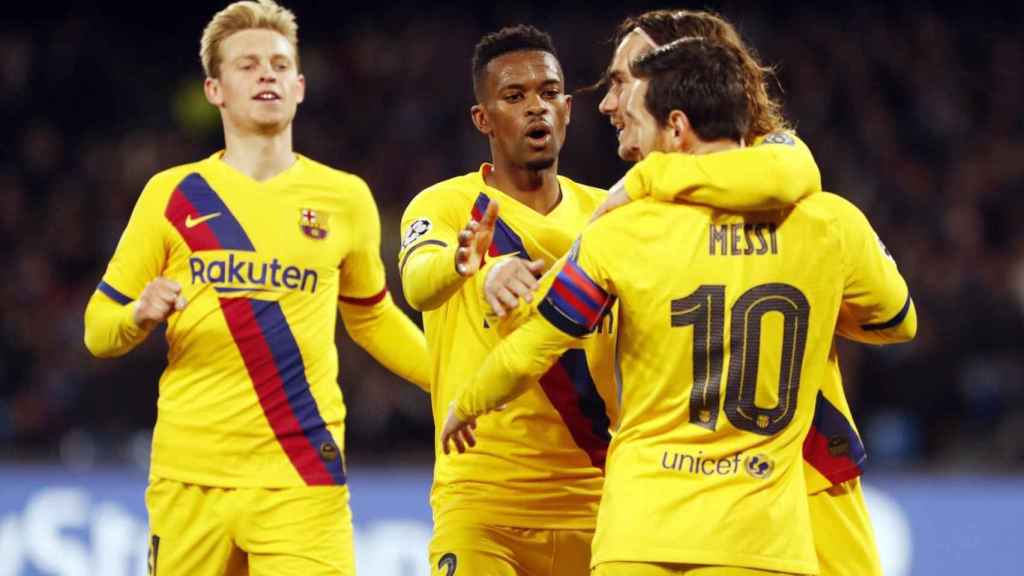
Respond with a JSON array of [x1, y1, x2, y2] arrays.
[[133, 277, 187, 330]]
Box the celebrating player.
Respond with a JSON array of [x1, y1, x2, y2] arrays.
[[83, 1, 428, 574], [596, 10, 893, 575], [399, 25, 619, 575], [443, 36, 916, 576]]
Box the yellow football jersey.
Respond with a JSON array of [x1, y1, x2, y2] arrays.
[[620, 132, 875, 494], [623, 131, 822, 211], [455, 192, 915, 573], [84, 152, 398, 487], [399, 164, 618, 529]]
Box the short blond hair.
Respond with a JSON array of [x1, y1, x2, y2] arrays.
[[200, 0, 299, 78]]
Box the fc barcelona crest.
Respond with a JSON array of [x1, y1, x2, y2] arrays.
[[299, 208, 329, 240]]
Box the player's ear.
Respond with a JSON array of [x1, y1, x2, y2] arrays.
[[295, 74, 306, 105], [564, 93, 572, 127], [204, 77, 224, 108], [471, 103, 492, 136], [668, 109, 689, 146]]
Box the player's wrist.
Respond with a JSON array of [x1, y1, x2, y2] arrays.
[[126, 301, 155, 334]]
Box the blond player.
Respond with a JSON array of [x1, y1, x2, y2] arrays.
[[83, 2, 428, 574]]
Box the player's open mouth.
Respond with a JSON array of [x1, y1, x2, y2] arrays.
[[611, 119, 625, 139], [253, 91, 281, 101], [525, 123, 552, 147]]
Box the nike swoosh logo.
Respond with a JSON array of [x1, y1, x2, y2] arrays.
[[185, 212, 222, 228]]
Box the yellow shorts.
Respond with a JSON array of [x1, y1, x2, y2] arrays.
[[145, 476, 354, 576], [428, 517, 593, 576], [592, 562, 796, 575], [808, 477, 883, 576]]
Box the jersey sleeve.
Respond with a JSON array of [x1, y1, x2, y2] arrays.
[[622, 131, 821, 211], [397, 187, 467, 311], [83, 174, 173, 357], [338, 291, 431, 392], [338, 177, 387, 302], [454, 234, 616, 419], [336, 177, 431, 391], [834, 198, 917, 344]]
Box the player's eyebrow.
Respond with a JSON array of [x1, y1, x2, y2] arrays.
[[605, 67, 626, 84], [232, 52, 292, 63]]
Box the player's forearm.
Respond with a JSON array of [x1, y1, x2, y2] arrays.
[[400, 245, 466, 311], [339, 293, 431, 391], [624, 140, 821, 210], [836, 297, 918, 345], [454, 317, 575, 419], [83, 293, 150, 358]]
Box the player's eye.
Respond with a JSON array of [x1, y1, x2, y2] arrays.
[[542, 88, 561, 99], [504, 93, 523, 103]]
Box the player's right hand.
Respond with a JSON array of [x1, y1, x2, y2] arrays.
[[133, 277, 187, 330], [455, 200, 499, 276], [485, 258, 546, 317]]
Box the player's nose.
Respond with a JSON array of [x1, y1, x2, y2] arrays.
[[598, 90, 616, 115]]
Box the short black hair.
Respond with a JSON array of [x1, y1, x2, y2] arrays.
[[630, 37, 751, 143], [472, 25, 558, 101]]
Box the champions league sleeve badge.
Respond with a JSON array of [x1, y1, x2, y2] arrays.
[[300, 208, 329, 240], [402, 218, 432, 248]]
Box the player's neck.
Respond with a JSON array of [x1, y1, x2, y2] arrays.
[[221, 126, 297, 182], [686, 138, 740, 155], [485, 158, 561, 215]]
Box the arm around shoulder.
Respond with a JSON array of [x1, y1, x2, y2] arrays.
[[623, 131, 821, 211]]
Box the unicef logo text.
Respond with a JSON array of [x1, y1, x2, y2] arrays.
[[661, 450, 775, 480]]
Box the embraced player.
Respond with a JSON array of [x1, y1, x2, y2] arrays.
[[83, 1, 428, 574], [443, 36, 916, 576], [596, 10, 894, 575]]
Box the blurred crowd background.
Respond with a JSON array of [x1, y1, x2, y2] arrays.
[[1, 1, 1022, 472]]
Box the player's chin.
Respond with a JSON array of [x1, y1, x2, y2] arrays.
[[524, 156, 556, 171], [617, 143, 642, 163], [251, 116, 293, 135]]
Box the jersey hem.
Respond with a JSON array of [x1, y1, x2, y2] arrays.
[[592, 549, 818, 575], [435, 503, 597, 530]]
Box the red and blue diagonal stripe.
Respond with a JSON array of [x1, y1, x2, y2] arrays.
[[164, 173, 255, 253], [220, 297, 346, 485], [538, 348, 612, 470], [539, 260, 612, 337], [802, 391, 866, 485], [471, 193, 526, 257]]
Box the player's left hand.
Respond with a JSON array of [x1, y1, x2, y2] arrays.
[[441, 404, 477, 455], [589, 178, 631, 223]]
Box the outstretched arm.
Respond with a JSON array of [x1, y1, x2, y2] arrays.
[[442, 251, 615, 454]]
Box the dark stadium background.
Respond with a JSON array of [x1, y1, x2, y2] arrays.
[[0, 2, 1022, 573]]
